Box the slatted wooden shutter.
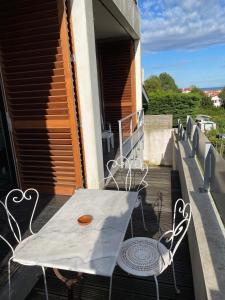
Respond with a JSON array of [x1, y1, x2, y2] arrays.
[[0, 0, 83, 195], [98, 40, 136, 133]]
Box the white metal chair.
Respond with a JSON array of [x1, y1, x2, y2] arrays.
[[105, 156, 148, 236], [101, 115, 114, 153], [117, 198, 192, 300], [0, 188, 48, 300]]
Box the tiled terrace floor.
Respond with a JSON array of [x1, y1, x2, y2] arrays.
[[25, 167, 195, 300]]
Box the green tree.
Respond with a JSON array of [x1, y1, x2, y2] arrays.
[[190, 85, 205, 96], [219, 87, 225, 107], [190, 85, 212, 107], [159, 72, 178, 92], [144, 76, 162, 93]]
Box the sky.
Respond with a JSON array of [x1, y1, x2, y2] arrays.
[[139, 0, 225, 88]]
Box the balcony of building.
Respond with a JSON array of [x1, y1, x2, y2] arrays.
[[1, 113, 225, 300], [0, 166, 194, 300]]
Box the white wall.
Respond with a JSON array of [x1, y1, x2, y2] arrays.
[[144, 115, 173, 166], [144, 128, 173, 166], [70, 0, 104, 188]]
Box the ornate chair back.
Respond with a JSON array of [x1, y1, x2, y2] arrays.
[[105, 156, 148, 196], [158, 198, 192, 264], [0, 188, 39, 257]]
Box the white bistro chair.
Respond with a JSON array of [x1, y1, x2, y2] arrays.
[[0, 189, 48, 300], [117, 198, 191, 300], [101, 116, 114, 153], [105, 156, 148, 236]]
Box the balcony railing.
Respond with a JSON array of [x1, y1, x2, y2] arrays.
[[118, 109, 144, 159], [178, 116, 225, 223]]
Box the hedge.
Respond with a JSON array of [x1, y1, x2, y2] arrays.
[[146, 92, 201, 126]]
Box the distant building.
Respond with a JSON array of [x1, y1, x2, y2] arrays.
[[203, 90, 221, 97], [181, 88, 192, 93], [195, 115, 217, 132], [211, 96, 222, 107]]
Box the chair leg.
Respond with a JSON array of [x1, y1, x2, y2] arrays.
[[154, 275, 160, 300], [130, 215, 134, 237], [41, 266, 49, 300], [109, 276, 113, 300], [8, 258, 12, 300], [172, 262, 180, 294], [111, 134, 114, 149], [107, 138, 110, 152], [140, 199, 147, 232]]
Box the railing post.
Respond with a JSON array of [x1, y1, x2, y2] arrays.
[[181, 124, 187, 141], [130, 116, 133, 152], [130, 116, 133, 136], [178, 119, 181, 140], [137, 110, 140, 128], [191, 125, 198, 157], [186, 115, 191, 138], [203, 142, 212, 192], [142, 109, 144, 127], [118, 120, 123, 158]]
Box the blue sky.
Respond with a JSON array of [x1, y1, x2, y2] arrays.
[[139, 0, 225, 88]]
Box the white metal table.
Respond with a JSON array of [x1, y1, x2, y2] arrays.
[[13, 189, 138, 299]]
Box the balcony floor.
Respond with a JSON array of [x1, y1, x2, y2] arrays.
[[25, 167, 195, 300]]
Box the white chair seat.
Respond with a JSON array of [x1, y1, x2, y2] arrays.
[[117, 237, 170, 277]]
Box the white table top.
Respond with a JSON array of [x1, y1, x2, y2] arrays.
[[13, 189, 138, 277]]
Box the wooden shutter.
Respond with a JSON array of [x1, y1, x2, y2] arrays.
[[0, 0, 83, 195], [98, 40, 136, 133]]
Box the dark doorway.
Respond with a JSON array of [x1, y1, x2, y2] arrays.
[[0, 85, 16, 198]]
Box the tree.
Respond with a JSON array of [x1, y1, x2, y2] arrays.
[[190, 85, 205, 96], [159, 72, 178, 92], [144, 76, 162, 93], [219, 87, 225, 107], [191, 85, 213, 107]]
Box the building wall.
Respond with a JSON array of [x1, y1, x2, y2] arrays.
[[70, 0, 104, 189]]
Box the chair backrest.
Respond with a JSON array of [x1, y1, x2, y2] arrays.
[[158, 198, 191, 264], [0, 188, 39, 256], [105, 156, 148, 195]]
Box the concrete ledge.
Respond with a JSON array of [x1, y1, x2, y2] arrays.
[[176, 138, 225, 300], [100, 0, 140, 39]]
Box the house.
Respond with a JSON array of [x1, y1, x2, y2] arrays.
[[211, 95, 222, 107], [0, 0, 142, 196], [195, 114, 216, 132]]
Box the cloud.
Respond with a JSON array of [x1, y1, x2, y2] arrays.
[[140, 0, 225, 52]]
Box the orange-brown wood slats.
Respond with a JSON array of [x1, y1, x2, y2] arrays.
[[0, 0, 83, 195], [98, 40, 136, 133]]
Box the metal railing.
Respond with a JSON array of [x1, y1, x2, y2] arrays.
[[118, 109, 144, 159], [178, 116, 225, 223]]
